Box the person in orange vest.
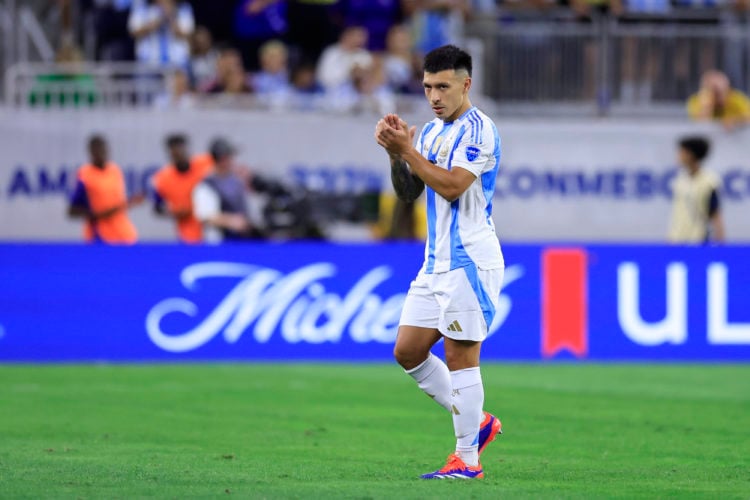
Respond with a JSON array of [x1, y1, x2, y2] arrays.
[[151, 134, 214, 243], [68, 135, 143, 244]]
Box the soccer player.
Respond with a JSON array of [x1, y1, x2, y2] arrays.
[[669, 136, 725, 243], [374, 45, 504, 479]]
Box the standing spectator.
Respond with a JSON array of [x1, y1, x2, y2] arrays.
[[151, 134, 213, 243], [192, 138, 261, 242], [89, 0, 135, 61], [343, 0, 411, 52], [316, 26, 373, 91], [410, 0, 472, 56], [669, 136, 725, 244], [234, 0, 287, 71], [68, 135, 142, 244], [247, 0, 344, 67], [128, 0, 195, 68], [687, 70, 750, 131], [189, 26, 219, 89]]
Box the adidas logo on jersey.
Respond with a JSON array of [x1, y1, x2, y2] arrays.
[[447, 320, 463, 333]]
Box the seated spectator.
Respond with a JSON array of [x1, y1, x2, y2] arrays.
[[316, 26, 373, 91], [687, 70, 750, 131], [128, 0, 195, 68], [151, 134, 213, 243], [288, 63, 325, 110], [669, 136, 725, 243], [153, 69, 196, 109], [192, 138, 263, 242], [252, 40, 293, 106], [202, 46, 253, 93], [382, 24, 422, 94], [189, 26, 219, 89], [325, 57, 395, 115], [68, 135, 143, 244], [223, 65, 254, 94]]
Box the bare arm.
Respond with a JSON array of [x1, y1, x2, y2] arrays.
[[710, 212, 726, 242]]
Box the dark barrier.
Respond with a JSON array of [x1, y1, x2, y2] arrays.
[[0, 243, 748, 361]]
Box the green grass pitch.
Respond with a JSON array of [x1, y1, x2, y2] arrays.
[[1, 363, 748, 498]]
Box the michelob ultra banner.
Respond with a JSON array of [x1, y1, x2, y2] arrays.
[[0, 243, 748, 362]]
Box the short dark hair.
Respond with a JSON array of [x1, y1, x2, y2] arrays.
[[88, 134, 106, 150], [679, 136, 711, 162], [166, 133, 187, 149], [423, 45, 472, 77]]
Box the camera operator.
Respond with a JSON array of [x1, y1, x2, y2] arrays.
[[192, 138, 264, 243]]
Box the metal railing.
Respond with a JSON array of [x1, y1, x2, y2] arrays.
[[467, 8, 750, 115]]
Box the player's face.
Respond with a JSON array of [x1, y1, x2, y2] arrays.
[[423, 69, 471, 122]]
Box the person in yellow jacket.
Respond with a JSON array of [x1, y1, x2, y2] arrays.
[[687, 70, 750, 132], [669, 136, 725, 244]]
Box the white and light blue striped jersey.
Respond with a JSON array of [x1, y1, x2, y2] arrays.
[[414, 106, 503, 274]]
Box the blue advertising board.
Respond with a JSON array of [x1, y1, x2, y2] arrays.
[[0, 243, 748, 362]]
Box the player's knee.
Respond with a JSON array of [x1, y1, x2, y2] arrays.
[[393, 343, 427, 370]]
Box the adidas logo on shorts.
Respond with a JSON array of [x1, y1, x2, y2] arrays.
[[447, 320, 463, 332]]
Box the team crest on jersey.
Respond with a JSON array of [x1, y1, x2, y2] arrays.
[[465, 145, 481, 162]]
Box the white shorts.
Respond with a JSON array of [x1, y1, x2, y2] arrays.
[[399, 266, 504, 342]]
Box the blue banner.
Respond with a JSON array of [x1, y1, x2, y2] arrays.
[[0, 243, 748, 362]]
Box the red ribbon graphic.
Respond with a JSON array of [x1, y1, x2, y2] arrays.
[[541, 248, 589, 358]]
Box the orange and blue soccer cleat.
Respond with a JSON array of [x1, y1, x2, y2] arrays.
[[420, 453, 484, 479], [478, 411, 502, 455]]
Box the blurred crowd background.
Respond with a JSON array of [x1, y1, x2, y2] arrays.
[[1, 0, 749, 245], [4, 0, 750, 116]]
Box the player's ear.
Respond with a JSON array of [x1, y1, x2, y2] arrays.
[[464, 76, 472, 94]]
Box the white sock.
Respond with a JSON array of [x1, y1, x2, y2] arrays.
[[450, 367, 484, 467], [404, 353, 452, 412]]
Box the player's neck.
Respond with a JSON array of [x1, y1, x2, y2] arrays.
[[443, 99, 473, 123]]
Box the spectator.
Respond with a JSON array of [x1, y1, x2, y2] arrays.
[[252, 40, 293, 102], [326, 57, 396, 114], [234, 0, 287, 71], [192, 138, 262, 242], [382, 24, 422, 94], [128, 0, 195, 68], [687, 70, 750, 131], [189, 26, 219, 89], [151, 134, 213, 243], [343, 0, 411, 52], [316, 26, 373, 90], [153, 69, 196, 109], [89, 0, 135, 61], [288, 63, 325, 110], [410, 0, 472, 56], [618, 0, 670, 104], [202, 46, 252, 93], [68, 135, 142, 244], [669, 136, 725, 244], [247, 0, 344, 67]]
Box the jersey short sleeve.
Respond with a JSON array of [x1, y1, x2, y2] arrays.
[[450, 126, 495, 178]]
